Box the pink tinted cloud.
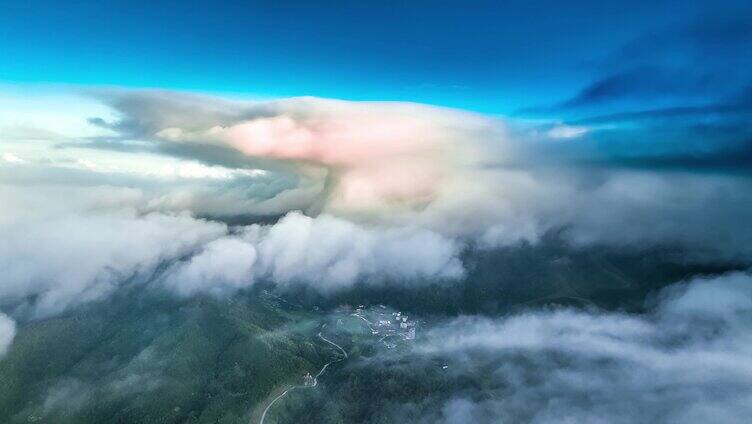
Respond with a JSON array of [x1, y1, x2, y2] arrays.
[[221, 107, 443, 166], [153, 98, 504, 213]]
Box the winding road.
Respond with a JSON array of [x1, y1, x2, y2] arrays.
[[257, 330, 347, 424]]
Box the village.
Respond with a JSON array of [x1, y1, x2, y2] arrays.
[[342, 304, 417, 349]]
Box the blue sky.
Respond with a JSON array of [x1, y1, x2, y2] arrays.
[[0, 1, 746, 112]]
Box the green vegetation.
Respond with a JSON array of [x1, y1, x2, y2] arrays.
[[0, 242, 740, 423], [0, 287, 328, 423], [292, 239, 743, 316]]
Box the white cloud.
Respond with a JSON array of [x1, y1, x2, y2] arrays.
[[1, 152, 25, 163], [1, 86, 751, 423], [87, 90, 752, 260], [0, 175, 466, 316], [163, 237, 257, 297], [0, 313, 15, 358], [41, 379, 94, 415], [415, 271, 752, 424], [162, 211, 465, 294], [546, 124, 589, 139], [254, 212, 464, 290], [0, 186, 228, 316], [1, 87, 752, 320], [91, 90, 513, 219]]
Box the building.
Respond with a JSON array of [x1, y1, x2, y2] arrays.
[[303, 372, 314, 386], [405, 327, 416, 340]]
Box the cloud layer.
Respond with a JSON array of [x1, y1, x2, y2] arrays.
[[1, 87, 752, 420], [93, 91, 511, 218], [0, 180, 463, 318], [82, 90, 752, 257], [0, 313, 15, 358], [2, 88, 752, 323], [403, 271, 752, 423], [162, 212, 463, 297], [0, 185, 228, 316]]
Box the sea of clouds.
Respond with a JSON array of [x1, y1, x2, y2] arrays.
[[397, 271, 752, 424], [1, 88, 751, 358]]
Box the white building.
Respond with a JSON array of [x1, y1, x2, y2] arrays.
[[405, 327, 416, 340]]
